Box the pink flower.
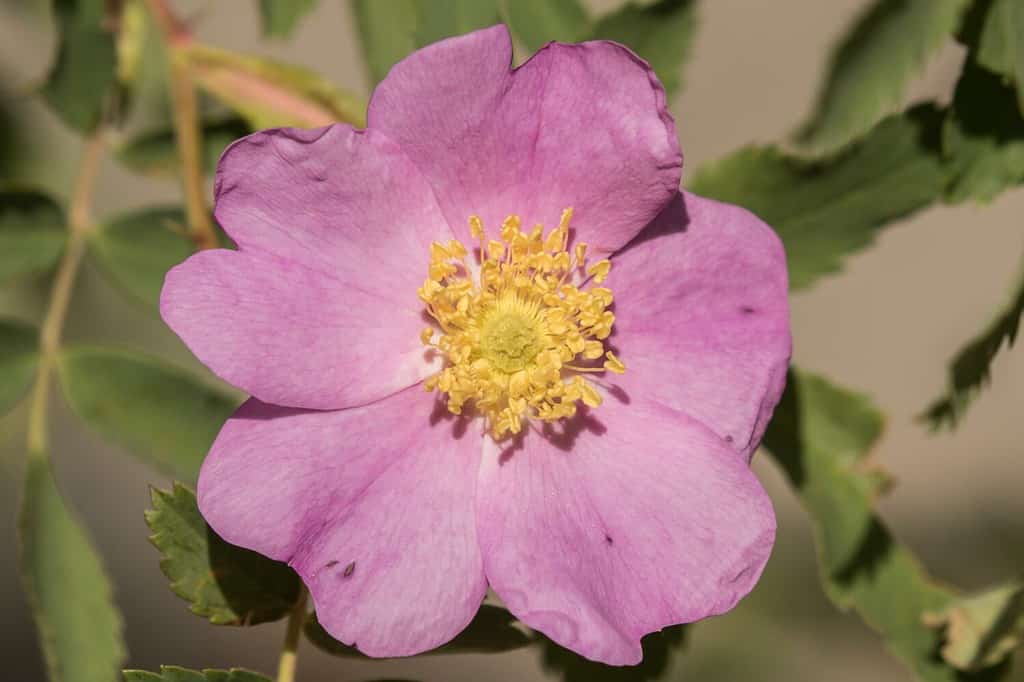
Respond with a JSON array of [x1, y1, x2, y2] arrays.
[[161, 25, 790, 665]]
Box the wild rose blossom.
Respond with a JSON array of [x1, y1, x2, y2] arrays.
[[161, 25, 791, 665]]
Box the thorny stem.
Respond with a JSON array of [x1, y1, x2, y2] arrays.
[[144, 0, 219, 251], [27, 130, 106, 458], [276, 585, 309, 682]]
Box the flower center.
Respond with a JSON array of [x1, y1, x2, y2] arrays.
[[417, 208, 626, 440]]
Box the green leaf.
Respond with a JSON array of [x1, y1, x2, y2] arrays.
[[962, 0, 1024, 114], [765, 369, 1012, 682], [0, 318, 39, 417], [921, 255, 1024, 429], [41, 0, 118, 132], [796, 0, 970, 153], [123, 666, 271, 682], [87, 206, 194, 309], [690, 104, 946, 290], [501, 0, 588, 53], [539, 626, 686, 682], [414, 0, 502, 47], [351, 0, 419, 84], [924, 583, 1024, 672], [0, 191, 67, 282], [258, 0, 319, 38], [943, 59, 1024, 203], [115, 116, 250, 178], [182, 44, 367, 129], [20, 455, 125, 682], [57, 347, 238, 482], [587, 0, 698, 99], [146, 484, 301, 625], [305, 604, 532, 657]]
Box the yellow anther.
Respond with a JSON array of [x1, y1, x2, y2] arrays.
[[586, 259, 612, 284], [469, 215, 484, 240], [420, 209, 625, 440], [603, 351, 626, 374], [487, 240, 505, 261], [574, 242, 588, 264]]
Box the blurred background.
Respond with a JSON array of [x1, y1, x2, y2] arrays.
[[1, 1, 1022, 680]]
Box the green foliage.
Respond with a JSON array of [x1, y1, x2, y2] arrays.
[[146, 484, 301, 626], [0, 191, 67, 283], [258, 0, 319, 38], [182, 44, 367, 129], [587, 0, 697, 99], [539, 626, 686, 682], [115, 116, 250, 179], [41, 0, 118, 132], [414, 0, 502, 47], [690, 105, 946, 290], [961, 0, 1024, 113], [796, 0, 969, 153], [57, 347, 238, 481], [123, 666, 271, 682], [501, 0, 588, 53], [350, 0, 422, 84], [0, 318, 39, 417], [88, 206, 195, 310], [922, 256, 1024, 429], [924, 583, 1024, 672], [943, 60, 1024, 203], [305, 604, 532, 657], [19, 455, 125, 682], [764, 369, 1013, 681]]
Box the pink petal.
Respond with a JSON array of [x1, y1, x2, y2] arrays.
[[161, 125, 448, 409], [367, 25, 682, 254], [607, 192, 791, 461], [475, 398, 775, 665], [197, 387, 487, 657]]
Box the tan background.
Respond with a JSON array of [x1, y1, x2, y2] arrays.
[[1, 1, 1022, 680]]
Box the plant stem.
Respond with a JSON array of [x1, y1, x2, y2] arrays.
[[27, 130, 106, 458], [276, 586, 308, 682], [144, 0, 219, 251]]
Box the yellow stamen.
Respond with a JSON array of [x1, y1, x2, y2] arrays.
[[419, 208, 626, 440]]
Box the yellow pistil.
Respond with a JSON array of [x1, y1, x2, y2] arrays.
[[418, 207, 627, 440]]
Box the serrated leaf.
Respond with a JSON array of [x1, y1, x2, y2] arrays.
[[41, 0, 117, 132], [258, 0, 319, 38], [182, 44, 367, 129], [351, 0, 419, 84], [943, 59, 1024, 203], [921, 255, 1024, 429], [305, 604, 532, 657], [115, 116, 249, 178], [0, 191, 67, 282], [962, 0, 1024, 114], [586, 0, 697, 99], [123, 666, 271, 682], [146, 484, 300, 625], [765, 369, 1013, 682], [764, 370, 887, 574], [924, 583, 1024, 672], [0, 318, 39, 417], [414, 0, 502, 47], [87, 206, 194, 309], [796, 0, 970, 153], [57, 347, 238, 481], [501, 0, 589, 53], [20, 455, 125, 682], [690, 104, 946, 290]]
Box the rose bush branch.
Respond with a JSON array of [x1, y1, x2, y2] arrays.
[[27, 129, 106, 457], [144, 0, 219, 251]]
